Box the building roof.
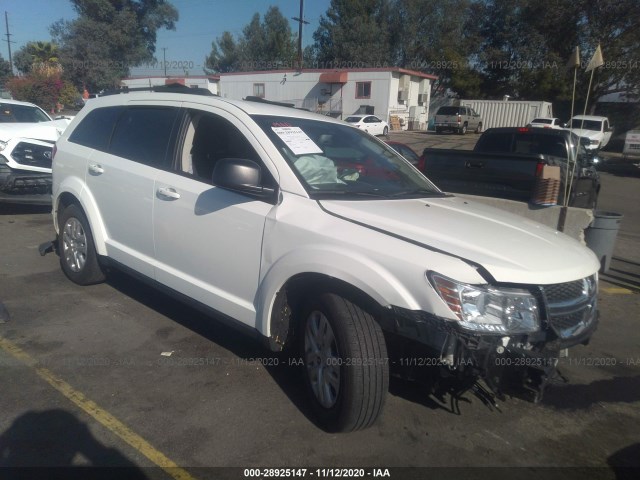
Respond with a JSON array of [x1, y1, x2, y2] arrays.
[[219, 67, 438, 81], [122, 75, 220, 81]]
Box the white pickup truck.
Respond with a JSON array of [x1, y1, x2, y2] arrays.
[[567, 115, 613, 151], [0, 99, 72, 204]]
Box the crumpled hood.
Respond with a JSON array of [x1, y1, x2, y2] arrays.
[[0, 119, 71, 142], [320, 196, 599, 285]]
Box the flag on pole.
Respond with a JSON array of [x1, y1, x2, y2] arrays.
[[585, 44, 604, 71], [567, 46, 580, 69]]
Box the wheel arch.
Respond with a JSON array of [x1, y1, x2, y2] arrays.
[[257, 250, 421, 352], [54, 180, 107, 256]]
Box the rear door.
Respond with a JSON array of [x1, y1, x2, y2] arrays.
[[83, 103, 180, 277]]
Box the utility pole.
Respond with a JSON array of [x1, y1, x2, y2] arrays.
[[5, 12, 15, 74], [162, 47, 167, 76], [292, 0, 308, 70]]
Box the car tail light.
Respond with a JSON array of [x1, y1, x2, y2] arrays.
[[457, 115, 462, 124], [518, 127, 529, 132], [535, 161, 545, 177]]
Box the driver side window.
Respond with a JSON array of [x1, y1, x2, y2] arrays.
[[180, 110, 274, 187]]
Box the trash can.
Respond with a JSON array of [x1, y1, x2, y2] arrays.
[[584, 211, 623, 273]]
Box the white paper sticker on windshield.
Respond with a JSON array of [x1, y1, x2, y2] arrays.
[[272, 126, 323, 155]]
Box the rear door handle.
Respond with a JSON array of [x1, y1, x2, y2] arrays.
[[157, 187, 181, 200], [88, 164, 104, 175], [465, 161, 484, 169]]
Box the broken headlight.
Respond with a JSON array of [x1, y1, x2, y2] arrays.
[[429, 272, 540, 334]]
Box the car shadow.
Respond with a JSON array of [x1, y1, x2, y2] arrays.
[[0, 409, 147, 478], [542, 375, 640, 410], [608, 443, 640, 479]]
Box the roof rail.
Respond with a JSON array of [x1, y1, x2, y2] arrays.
[[244, 96, 296, 108], [102, 84, 217, 97]]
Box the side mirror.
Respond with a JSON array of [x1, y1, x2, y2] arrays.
[[212, 158, 276, 199], [609, 126, 614, 132]]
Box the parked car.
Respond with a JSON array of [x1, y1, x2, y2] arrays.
[[344, 114, 389, 136], [434, 105, 482, 134], [0, 99, 72, 205], [566, 115, 613, 151], [385, 141, 420, 166], [48, 88, 600, 432], [527, 117, 563, 129]]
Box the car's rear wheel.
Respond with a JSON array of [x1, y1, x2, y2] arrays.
[[300, 292, 388, 432], [459, 124, 467, 135], [475, 123, 483, 134], [383, 126, 388, 136], [59, 204, 105, 285]]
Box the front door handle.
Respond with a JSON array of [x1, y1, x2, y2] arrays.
[[88, 164, 104, 175], [157, 187, 181, 200]]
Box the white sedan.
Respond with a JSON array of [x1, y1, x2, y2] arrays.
[[527, 117, 563, 129], [345, 114, 389, 136]]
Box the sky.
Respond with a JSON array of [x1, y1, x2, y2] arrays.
[[1, 0, 331, 76]]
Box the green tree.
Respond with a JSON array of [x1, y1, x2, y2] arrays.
[[51, 0, 178, 91], [204, 6, 296, 73], [312, 0, 393, 66], [13, 41, 61, 76], [0, 54, 12, 85], [204, 32, 241, 73]]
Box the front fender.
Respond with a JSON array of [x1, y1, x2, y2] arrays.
[[255, 245, 422, 338]]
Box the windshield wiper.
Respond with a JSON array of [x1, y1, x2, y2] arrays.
[[386, 189, 446, 198], [311, 190, 389, 199]]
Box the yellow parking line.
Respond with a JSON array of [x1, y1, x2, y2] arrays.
[[0, 336, 196, 480], [601, 286, 634, 294]]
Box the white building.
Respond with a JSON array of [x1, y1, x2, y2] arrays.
[[120, 75, 220, 95], [219, 68, 438, 130]]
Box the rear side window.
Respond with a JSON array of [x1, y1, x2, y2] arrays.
[[109, 107, 179, 168], [436, 106, 460, 116], [475, 133, 512, 152], [68, 106, 124, 151]]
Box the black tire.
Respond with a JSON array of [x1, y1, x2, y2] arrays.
[[299, 292, 388, 432], [459, 124, 467, 135], [475, 123, 483, 134], [383, 126, 388, 136], [58, 204, 105, 285]]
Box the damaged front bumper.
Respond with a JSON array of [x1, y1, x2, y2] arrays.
[[382, 304, 599, 403]]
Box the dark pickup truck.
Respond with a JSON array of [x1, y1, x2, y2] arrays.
[[420, 127, 600, 209]]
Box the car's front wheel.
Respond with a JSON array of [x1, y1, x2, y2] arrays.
[[300, 292, 388, 432], [59, 204, 105, 285], [382, 126, 388, 136]]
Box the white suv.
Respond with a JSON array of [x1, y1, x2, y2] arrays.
[[51, 87, 600, 432]]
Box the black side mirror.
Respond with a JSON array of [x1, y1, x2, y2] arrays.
[[212, 158, 276, 199]]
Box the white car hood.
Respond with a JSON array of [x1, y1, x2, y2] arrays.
[[0, 118, 70, 142], [569, 129, 602, 141], [319, 196, 599, 285]]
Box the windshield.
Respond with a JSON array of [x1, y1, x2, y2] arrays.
[[532, 118, 552, 124], [0, 103, 51, 123], [570, 119, 602, 131], [252, 115, 443, 199]]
